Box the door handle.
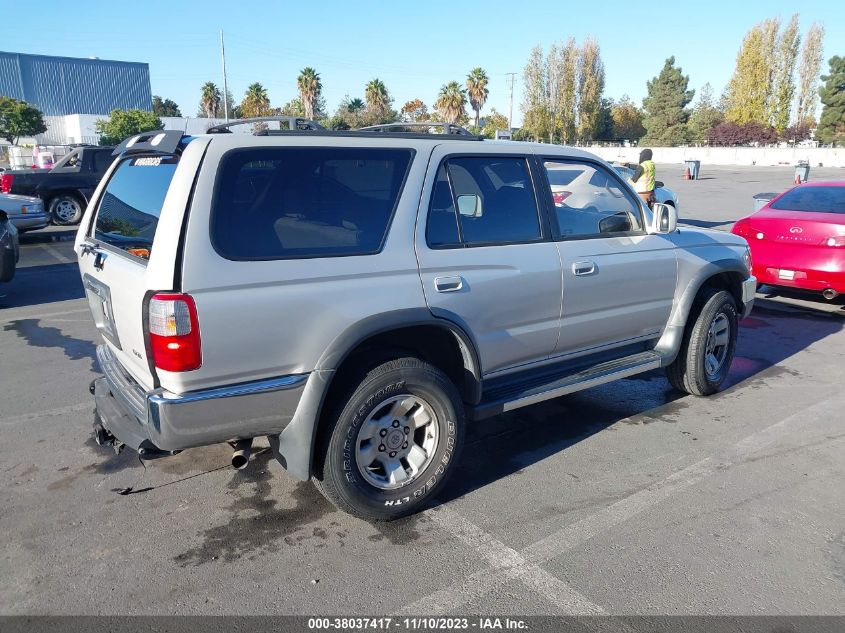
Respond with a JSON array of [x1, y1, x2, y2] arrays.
[[434, 276, 464, 293], [572, 261, 596, 276]]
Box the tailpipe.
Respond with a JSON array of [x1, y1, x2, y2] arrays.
[[229, 439, 253, 470], [822, 288, 838, 301]]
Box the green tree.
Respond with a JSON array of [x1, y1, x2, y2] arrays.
[[0, 97, 47, 144], [478, 108, 510, 138], [364, 78, 395, 124], [521, 45, 551, 141], [725, 18, 780, 125], [199, 82, 221, 118], [240, 82, 271, 118], [297, 67, 322, 120], [466, 67, 489, 128], [277, 98, 305, 117], [687, 83, 724, 143], [610, 95, 645, 141], [151, 95, 181, 117], [435, 81, 468, 125], [95, 109, 163, 146], [576, 37, 605, 142], [816, 56, 845, 145], [641, 57, 694, 146], [771, 14, 800, 133], [797, 23, 825, 125]]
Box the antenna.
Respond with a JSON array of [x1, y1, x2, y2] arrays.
[[220, 29, 229, 122]]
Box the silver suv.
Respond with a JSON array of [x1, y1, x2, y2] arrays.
[[75, 122, 756, 520]]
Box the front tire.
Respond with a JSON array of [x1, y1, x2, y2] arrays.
[[315, 357, 465, 521], [49, 194, 84, 225], [667, 288, 738, 396]]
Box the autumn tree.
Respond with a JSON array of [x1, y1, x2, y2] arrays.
[[481, 108, 510, 138], [687, 83, 724, 143], [641, 57, 694, 146], [796, 23, 825, 126], [771, 14, 800, 133], [364, 78, 396, 124], [610, 95, 645, 141], [240, 83, 271, 118], [547, 38, 578, 144], [576, 37, 605, 142], [400, 99, 428, 122], [816, 56, 845, 146]]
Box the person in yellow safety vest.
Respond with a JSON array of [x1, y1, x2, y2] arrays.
[[626, 148, 656, 209]]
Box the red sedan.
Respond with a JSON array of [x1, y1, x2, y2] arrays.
[[732, 181, 845, 300]]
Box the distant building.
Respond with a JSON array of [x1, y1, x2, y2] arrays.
[[0, 51, 151, 116]]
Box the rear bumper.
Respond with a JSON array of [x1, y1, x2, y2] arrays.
[[95, 344, 307, 453], [741, 275, 757, 318], [753, 264, 845, 294], [8, 212, 50, 231]]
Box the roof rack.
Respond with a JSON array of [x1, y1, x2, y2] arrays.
[[206, 116, 325, 134], [357, 122, 480, 137]]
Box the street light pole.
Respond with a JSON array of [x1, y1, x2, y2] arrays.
[[506, 72, 516, 131]]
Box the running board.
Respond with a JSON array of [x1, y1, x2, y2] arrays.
[[469, 351, 662, 421]]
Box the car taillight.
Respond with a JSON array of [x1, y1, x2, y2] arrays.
[[148, 293, 201, 372], [1, 174, 13, 193], [822, 236, 845, 247], [552, 191, 571, 205]]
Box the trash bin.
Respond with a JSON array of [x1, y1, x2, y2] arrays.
[[684, 159, 701, 180], [753, 192, 778, 211], [794, 161, 810, 183]]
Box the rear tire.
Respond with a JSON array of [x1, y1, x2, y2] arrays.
[[49, 194, 84, 226], [314, 357, 465, 521], [667, 288, 738, 396]]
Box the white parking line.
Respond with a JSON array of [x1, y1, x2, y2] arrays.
[[0, 402, 92, 427], [37, 243, 75, 265], [400, 392, 845, 615]]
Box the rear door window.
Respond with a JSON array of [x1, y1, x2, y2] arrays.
[[211, 147, 413, 259], [93, 155, 178, 261]]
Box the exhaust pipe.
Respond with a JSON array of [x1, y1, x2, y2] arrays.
[[229, 439, 253, 470], [822, 288, 838, 301]]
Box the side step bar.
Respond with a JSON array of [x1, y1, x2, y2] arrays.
[[468, 351, 662, 421]]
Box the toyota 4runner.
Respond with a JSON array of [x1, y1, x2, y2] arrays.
[[75, 122, 756, 520]]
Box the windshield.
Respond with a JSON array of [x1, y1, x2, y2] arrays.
[[614, 165, 633, 179], [769, 186, 845, 214]]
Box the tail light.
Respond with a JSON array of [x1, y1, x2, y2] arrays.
[[552, 191, 571, 206], [1, 173, 13, 193], [148, 293, 201, 372], [822, 236, 845, 247]]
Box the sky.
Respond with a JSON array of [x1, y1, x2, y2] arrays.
[[4, 0, 844, 125]]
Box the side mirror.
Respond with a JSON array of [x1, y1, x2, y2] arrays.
[[650, 202, 677, 234], [456, 194, 483, 217], [654, 180, 665, 188], [598, 214, 631, 234]]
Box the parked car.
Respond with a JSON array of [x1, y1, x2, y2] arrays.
[[0, 210, 20, 283], [732, 181, 845, 300], [77, 123, 755, 521], [0, 193, 50, 232], [0, 146, 115, 226], [611, 163, 679, 209]]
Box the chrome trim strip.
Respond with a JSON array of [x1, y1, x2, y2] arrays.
[[148, 374, 308, 407]]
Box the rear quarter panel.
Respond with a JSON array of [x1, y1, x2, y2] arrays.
[[173, 136, 432, 394]]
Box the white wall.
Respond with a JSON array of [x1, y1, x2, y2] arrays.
[[586, 145, 845, 168]]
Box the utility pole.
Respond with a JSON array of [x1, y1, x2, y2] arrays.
[[220, 29, 229, 122], [505, 72, 517, 131]]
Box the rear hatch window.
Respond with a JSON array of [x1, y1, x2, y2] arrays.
[[770, 186, 845, 214], [211, 147, 413, 260], [93, 155, 179, 261]]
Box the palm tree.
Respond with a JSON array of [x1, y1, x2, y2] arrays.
[[347, 98, 365, 112], [200, 81, 221, 118], [466, 68, 489, 128], [365, 78, 390, 118], [240, 82, 270, 118], [296, 67, 322, 120], [435, 81, 467, 124]]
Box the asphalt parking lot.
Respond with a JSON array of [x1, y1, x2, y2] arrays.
[[1, 164, 843, 616]]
